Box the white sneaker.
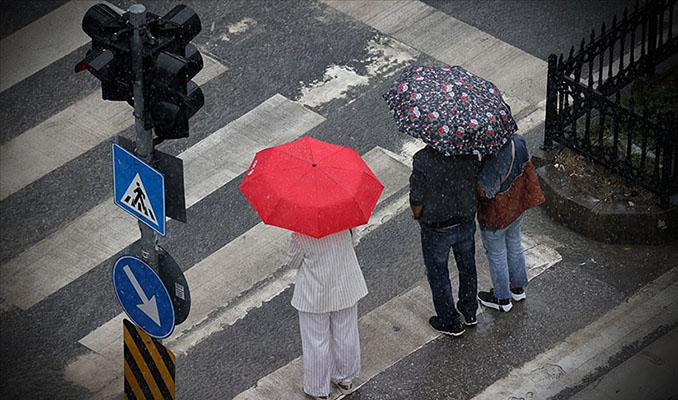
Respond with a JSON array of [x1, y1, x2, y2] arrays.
[[510, 287, 526, 301], [478, 290, 513, 312]]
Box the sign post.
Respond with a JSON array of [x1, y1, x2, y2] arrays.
[[77, 2, 205, 395], [129, 4, 160, 270]]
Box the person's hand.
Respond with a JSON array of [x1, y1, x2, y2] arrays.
[[411, 204, 422, 224]]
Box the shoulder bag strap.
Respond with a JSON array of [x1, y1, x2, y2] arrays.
[[501, 139, 515, 185]]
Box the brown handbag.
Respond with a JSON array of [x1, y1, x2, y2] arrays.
[[477, 160, 545, 230]]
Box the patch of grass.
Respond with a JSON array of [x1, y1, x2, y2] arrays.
[[624, 66, 678, 119], [553, 147, 656, 204]]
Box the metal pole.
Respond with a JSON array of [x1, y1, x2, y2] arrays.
[[646, 0, 657, 76], [543, 54, 558, 150], [129, 4, 159, 271]]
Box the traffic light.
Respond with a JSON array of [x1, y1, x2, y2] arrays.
[[76, 4, 205, 140], [145, 5, 205, 140], [146, 45, 204, 140], [75, 4, 132, 102]]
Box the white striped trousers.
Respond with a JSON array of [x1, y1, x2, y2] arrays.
[[298, 304, 361, 397]]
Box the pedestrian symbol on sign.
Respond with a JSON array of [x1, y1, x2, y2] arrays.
[[121, 173, 157, 224], [112, 142, 165, 235]]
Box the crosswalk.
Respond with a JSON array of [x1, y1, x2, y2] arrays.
[[234, 229, 561, 400], [0, 53, 226, 201], [0, 1, 567, 399], [0, 1, 105, 93]]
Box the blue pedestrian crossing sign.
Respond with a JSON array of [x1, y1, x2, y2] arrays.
[[112, 142, 166, 236], [113, 255, 175, 339]]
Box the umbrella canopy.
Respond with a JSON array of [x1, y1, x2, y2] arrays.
[[239, 137, 384, 238], [382, 65, 518, 156]]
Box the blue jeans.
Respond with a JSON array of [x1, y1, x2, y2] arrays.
[[480, 214, 529, 300], [420, 221, 478, 326]]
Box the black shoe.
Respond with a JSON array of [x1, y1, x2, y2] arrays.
[[429, 316, 465, 337], [510, 287, 526, 301], [478, 289, 513, 312], [462, 314, 477, 326], [456, 299, 478, 327]]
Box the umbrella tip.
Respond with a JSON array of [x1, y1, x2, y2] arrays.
[[312, 163, 316, 167]]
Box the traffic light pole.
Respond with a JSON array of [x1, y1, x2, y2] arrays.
[[129, 4, 159, 271], [77, 5, 200, 395]]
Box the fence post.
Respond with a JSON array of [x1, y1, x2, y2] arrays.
[[660, 113, 677, 206], [543, 54, 559, 150], [647, 0, 658, 76]]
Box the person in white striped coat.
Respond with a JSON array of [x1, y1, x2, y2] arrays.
[[286, 228, 368, 399]]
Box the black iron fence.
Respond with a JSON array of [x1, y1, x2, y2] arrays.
[[544, 0, 678, 205]]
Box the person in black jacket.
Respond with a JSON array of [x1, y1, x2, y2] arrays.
[[410, 145, 481, 337]]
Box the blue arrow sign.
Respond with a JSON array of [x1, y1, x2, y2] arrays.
[[113, 255, 175, 339], [112, 142, 166, 236]]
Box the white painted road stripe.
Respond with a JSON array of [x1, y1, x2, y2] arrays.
[[321, 0, 547, 112], [0, 94, 324, 310], [0, 55, 227, 200], [471, 266, 678, 400], [295, 37, 418, 108], [0, 1, 119, 93], [66, 146, 414, 395]]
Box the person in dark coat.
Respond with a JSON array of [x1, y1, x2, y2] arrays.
[[410, 145, 482, 337], [476, 134, 545, 312]]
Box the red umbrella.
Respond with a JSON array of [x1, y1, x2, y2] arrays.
[[239, 137, 384, 238]]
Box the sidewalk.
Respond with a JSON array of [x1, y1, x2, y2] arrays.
[[569, 326, 678, 400], [472, 265, 678, 400]]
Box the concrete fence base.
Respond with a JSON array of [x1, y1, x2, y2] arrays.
[[535, 163, 678, 245]]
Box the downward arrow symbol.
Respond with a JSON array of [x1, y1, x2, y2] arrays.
[[123, 264, 161, 326]]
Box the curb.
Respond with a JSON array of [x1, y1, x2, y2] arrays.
[[534, 159, 678, 245]]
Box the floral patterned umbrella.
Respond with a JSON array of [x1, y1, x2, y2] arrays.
[[382, 65, 518, 156]]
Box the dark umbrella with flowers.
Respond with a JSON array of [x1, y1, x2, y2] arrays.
[[382, 65, 518, 156]]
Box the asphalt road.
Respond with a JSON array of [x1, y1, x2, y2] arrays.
[[0, 1, 675, 399]]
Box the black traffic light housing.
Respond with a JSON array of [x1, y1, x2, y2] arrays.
[[75, 4, 132, 102], [144, 5, 204, 140], [146, 48, 204, 139], [75, 4, 205, 140]]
